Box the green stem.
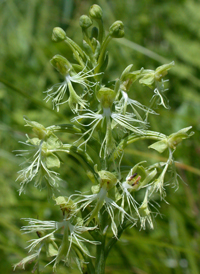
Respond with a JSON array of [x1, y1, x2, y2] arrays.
[[95, 35, 112, 74], [64, 37, 85, 67], [85, 256, 95, 274], [95, 235, 106, 274], [105, 221, 131, 259]]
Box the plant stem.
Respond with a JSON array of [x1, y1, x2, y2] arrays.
[[95, 235, 106, 274], [105, 221, 131, 259]]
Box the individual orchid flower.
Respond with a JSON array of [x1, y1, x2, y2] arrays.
[[14, 197, 99, 271], [73, 87, 146, 157], [149, 126, 194, 153], [16, 118, 63, 195], [16, 136, 62, 195], [44, 55, 101, 112], [139, 189, 155, 230], [119, 162, 157, 222], [51, 220, 99, 270], [75, 169, 135, 237]]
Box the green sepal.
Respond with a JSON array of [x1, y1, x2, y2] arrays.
[[79, 15, 93, 29], [27, 137, 41, 146], [109, 21, 124, 38], [167, 126, 194, 150], [50, 54, 73, 76], [89, 4, 103, 20], [91, 184, 100, 194], [126, 68, 144, 82], [46, 134, 63, 149], [120, 64, 133, 81], [45, 153, 60, 169], [148, 139, 168, 153], [139, 72, 154, 87], [24, 116, 47, 139], [45, 240, 58, 257], [98, 170, 117, 190], [154, 61, 175, 81]]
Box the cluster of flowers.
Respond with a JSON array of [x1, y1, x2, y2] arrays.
[[14, 4, 193, 273]]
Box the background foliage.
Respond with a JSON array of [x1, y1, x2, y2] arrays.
[[0, 0, 199, 273]]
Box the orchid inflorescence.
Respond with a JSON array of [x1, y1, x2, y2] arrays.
[[14, 4, 193, 274]]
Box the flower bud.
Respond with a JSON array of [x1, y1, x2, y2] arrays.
[[79, 15, 93, 29], [96, 87, 116, 108], [52, 27, 66, 42], [109, 21, 124, 38], [89, 4, 103, 20]]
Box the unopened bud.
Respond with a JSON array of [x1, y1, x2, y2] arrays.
[[89, 4, 103, 20], [79, 15, 93, 29], [109, 21, 124, 38], [52, 27, 66, 42]]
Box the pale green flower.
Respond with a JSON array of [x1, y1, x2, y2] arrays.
[[76, 171, 134, 237], [119, 162, 157, 222], [16, 135, 62, 195], [14, 218, 99, 271], [51, 220, 99, 270], [149, 157, 172, 200], [149, 126, 194, 153], [44, 68, 99, 112], [139, 189, 155, 230], [76, 188, 133, 237], [139, 62, 174, 87], [73, 106, 145, 157]]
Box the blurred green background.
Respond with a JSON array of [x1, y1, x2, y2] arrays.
[[0, 0, 200, 273]]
